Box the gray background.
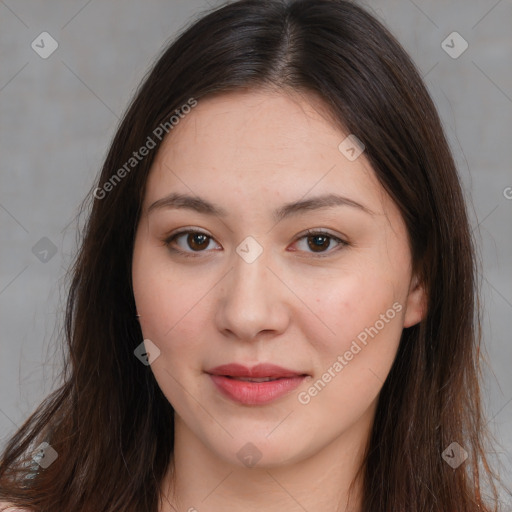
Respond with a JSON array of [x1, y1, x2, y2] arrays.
[[1, 0, 511, 503]]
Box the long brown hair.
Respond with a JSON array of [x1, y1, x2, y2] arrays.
[[0, 0, 506, 510]]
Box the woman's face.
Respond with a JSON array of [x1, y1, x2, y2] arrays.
[[132, 89, 425, 468]]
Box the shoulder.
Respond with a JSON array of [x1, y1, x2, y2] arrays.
[[0, 502, 29, 511]]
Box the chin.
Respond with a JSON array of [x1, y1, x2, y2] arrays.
[[202, 429, 314, 470]]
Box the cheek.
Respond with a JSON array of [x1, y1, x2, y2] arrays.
[[293, 257, 406, 408], [134, 269, 208, 354], [296, 272, 404, 417], [301, 266, 404, 351], [132, 238, 192, 349], [132, 249, 211, 410]]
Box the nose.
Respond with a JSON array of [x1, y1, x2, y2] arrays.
[[215, 248, 290, 341]]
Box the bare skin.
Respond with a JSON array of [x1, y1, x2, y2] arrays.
[[131, 88, 426, 512]]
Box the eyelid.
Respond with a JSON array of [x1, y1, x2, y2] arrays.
[[296, 227, 346, 241], [163, 227, 348, 258]]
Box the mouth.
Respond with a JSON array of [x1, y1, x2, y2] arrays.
[[224, 376, 285, 382], [206, 363, 309, 405]]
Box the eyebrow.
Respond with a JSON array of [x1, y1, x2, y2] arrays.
[[147, 192, 375, 221]]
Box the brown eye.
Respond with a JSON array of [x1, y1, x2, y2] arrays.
[[165, 230, 219, 256], [307, 234, 331, 252], [186, 232, 210, 251], [293, 230, 348, 256]]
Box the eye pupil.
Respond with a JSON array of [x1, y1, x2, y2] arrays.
[[188, 233, 209, 250], [308, 235, 329, 252]]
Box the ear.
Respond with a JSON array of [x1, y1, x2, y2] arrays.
[[403, 273, 427, 328]]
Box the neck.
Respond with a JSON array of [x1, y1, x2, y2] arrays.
[[159, 409, 374, 512]]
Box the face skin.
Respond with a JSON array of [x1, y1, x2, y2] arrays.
[[131, 88, 426, 512]]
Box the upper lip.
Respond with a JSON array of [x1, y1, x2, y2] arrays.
[[207, 363, 307, 378]]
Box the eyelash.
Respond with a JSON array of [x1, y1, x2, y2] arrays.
[[163, 228, 348, 259]]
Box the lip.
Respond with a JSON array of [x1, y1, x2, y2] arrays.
[[207, 363, 308, 405], [207, 363, 306, 379]]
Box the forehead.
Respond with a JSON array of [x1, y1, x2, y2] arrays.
[[143, 88, 388, 218], [160, 88, 348, 166]]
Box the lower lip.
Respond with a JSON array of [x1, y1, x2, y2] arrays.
[[209, 374, 306, 405]]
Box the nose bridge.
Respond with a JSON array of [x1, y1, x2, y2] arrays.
[[232, 247, 269, 300], [216, 242, 288, 339]]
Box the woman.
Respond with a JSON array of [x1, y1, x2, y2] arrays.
[[0, 0, 506, 510]]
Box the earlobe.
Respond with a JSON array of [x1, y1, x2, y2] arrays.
[[403, 274, 427, 328]]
